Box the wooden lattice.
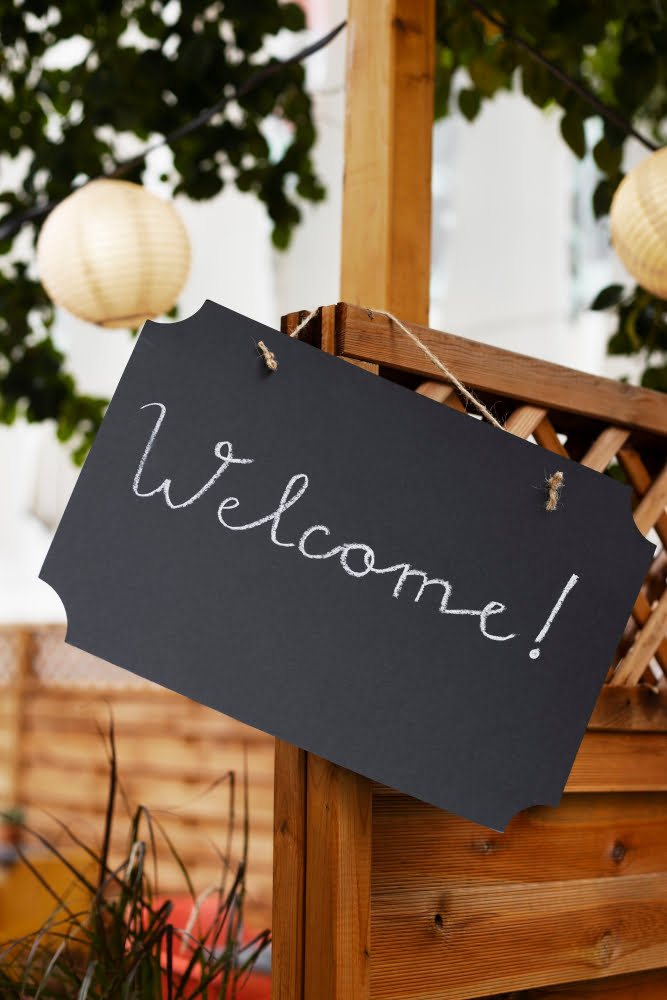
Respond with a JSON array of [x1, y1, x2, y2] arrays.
[[283, 303, 667, 698]]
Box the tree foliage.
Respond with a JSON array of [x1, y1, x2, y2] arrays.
[[434, 0, 667, 391], [0, 0, 324, 461]]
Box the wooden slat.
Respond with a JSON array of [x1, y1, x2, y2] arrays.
[[565, 730, 667, 791], [516, 967, 667, 997], [21, 730, 275, 781], [618, 445, 667, 547], [415, 380, 466, 412], [633, 461, 667, 536], [370, 789, 667, 883], [304, 756, 372, 1000], [611, 588, 667, 686], [534, 415, 570, 457], [27, 801, 275, 844], [372, 874, 667, 999], [644, 546, 667, 605], [416, 380, 457, 403], [581, 426, 632, 472], [589, 685, 667, 731], [370, 791, 667, 1000], [314, 733, 666, 802], [504, 405, 549, 439], [272, 740, 306, 1000], [623, 589, 667, 676], [333, 303, 667, 435], [22, 695, 271, 744]]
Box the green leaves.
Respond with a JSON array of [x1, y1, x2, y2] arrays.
[[590, 283, 625, 310], [591, 283, 667, 391], [641, 363, 667, 391], [592, 135, 623, 173], [0, 0, 325, 460], [434, 0, 667, 392], [560, 111, 587, 158], [458, 87, 482, 121]]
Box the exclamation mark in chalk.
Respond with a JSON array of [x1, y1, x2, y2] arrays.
[[530, 573, 580, 660]]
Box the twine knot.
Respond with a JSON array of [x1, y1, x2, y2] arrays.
[[258, 340, 277, 371], [545, 471, 564, 511]]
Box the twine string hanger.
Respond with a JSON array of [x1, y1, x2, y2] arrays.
[[263, 305, 564, 512], [286, 306, 502, 428], [257, 340, 277, 370], [545, 470, 564, 512]]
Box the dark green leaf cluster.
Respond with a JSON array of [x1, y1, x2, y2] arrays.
[[434, 0, 667, 391], [0, 0, 324, 459], [592, 283, 667, 391]]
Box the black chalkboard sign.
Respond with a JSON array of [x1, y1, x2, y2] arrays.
[[41, 301, 654, 830]]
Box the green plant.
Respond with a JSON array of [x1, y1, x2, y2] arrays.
[[1, 804, 26, 850], [434, 0, 667, 390], [0, 728, 269, 999], [1, 805, 26, 827], [591, 282, 667, 391], [0, 0, 326, 461]]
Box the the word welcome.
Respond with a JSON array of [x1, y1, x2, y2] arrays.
[[133, 402, 518, 642]]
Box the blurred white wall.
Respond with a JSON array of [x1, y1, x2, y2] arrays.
[[1, 1, 634, 621]]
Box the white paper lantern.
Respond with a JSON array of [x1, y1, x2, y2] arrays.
[[37, 178, 191, 328], [610, 147, 667, 299]]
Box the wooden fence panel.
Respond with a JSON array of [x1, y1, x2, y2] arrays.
[[370, 790, 667, 999], [0, 625, 274, 930]]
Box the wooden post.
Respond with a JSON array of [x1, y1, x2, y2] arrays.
[[340, 0, 435, 325], [7, 627, 32, 810], [272, 3, 435, 999]]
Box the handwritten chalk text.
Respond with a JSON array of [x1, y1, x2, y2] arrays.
[[133, 402, 524, 642]]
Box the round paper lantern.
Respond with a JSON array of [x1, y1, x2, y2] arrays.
[[37, 178, 191, 328], [610, 147, 667, 299]]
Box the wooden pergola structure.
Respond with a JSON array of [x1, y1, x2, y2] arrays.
[[271, 3, 667, 998]]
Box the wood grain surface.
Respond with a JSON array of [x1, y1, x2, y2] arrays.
[[272, 740, 307, 1000], [304, 755, 372, 1000], [333, 303, 667, 435], [370, 789, 667, 999]]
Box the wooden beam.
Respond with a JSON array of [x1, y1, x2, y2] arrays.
[[272, 740, 307, 1000], [304, 756, 372, 1000], [334, 303, 667, 436], [340, 1, 435, 325]]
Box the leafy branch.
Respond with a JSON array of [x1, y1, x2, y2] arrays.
[[434, 0, 667, 391], [0, 1, 339, 460]]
